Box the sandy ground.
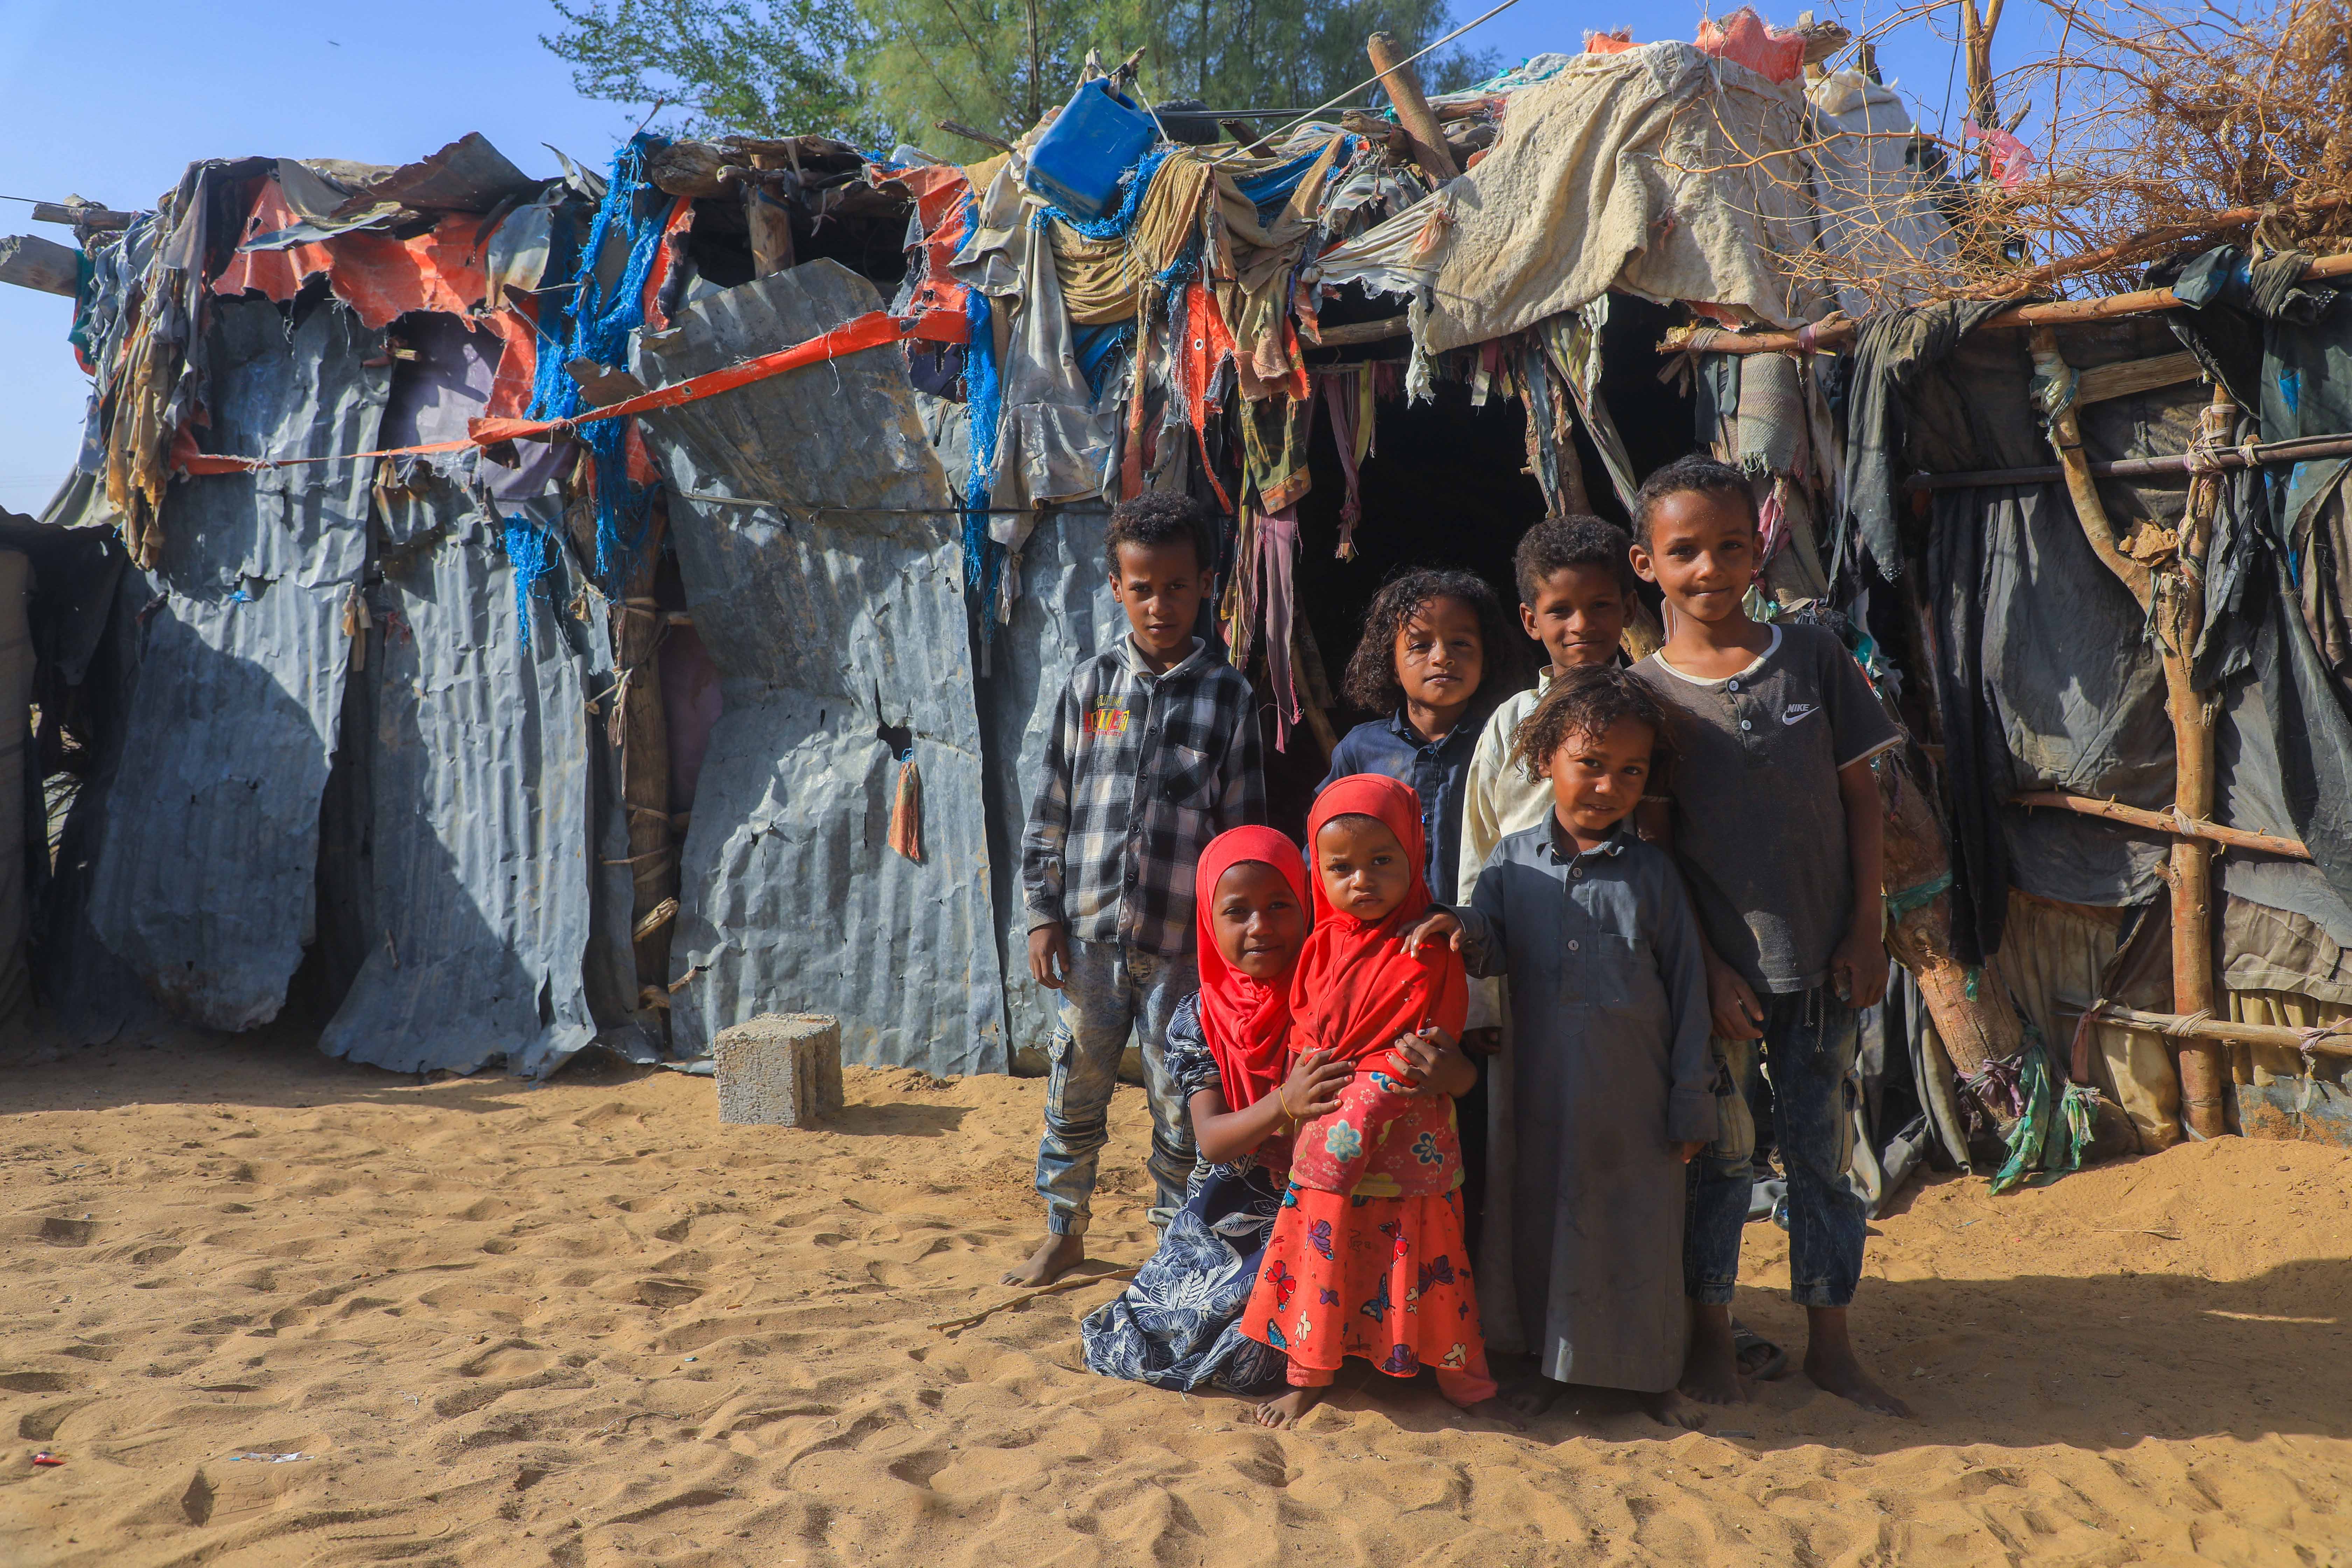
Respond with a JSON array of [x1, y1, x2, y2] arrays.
[[3, 1029, 2351, 1567]]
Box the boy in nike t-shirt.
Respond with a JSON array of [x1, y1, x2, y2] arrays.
[[1625, 455, 1910, 1420]]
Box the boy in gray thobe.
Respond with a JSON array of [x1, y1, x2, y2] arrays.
[[1435, 667, 1717, 1413]]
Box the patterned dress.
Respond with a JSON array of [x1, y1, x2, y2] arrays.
[[1080, 997, 1288, 1394], [1237, 1048, 1492, 1392]]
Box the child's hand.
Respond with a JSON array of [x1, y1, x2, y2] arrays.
[[1280, 1049, 1351, 1123], [1028, 923, 1070, 990], [1829, 920, 1889, 1010], [1460, 1027, 1503, 1057], [1706, 957, 1765, 1041], [1400, 907, 1464, 956], [1391, 1029, 1477, 1098], [1674, 1139, 1708, 1164]]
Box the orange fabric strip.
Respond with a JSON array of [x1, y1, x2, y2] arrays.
[[175, 308, 962, 476]]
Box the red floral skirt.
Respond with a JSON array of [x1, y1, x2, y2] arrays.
[[1238, 1184, 1492, 1389]]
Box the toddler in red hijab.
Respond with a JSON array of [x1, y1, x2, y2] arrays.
[[1237, 775, 1502, 1428]]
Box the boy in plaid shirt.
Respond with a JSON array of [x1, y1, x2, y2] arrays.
[[1008, 494, 1267, 1288]]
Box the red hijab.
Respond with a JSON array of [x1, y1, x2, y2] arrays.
[[1288, 774, 1467, 1067], [1193, 826, 1313, 1111]]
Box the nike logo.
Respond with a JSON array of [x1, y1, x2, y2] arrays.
[[1782, 704, 1819, 726]]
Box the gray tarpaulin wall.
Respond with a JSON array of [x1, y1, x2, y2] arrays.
[[52, 295, 639, 1073], [86, 300, 384, 1029], [634, 260, 1010, 1074], [318, 478, 638, 1076], [976, 506, 1118, 1071]]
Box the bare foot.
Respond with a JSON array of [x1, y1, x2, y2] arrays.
[[1253, 1386, 1325, 1429], [1642, 1387, 1707, 1430], [1506, 1374, 1565, 1418], [1680, 1303, 1749, 1406], [1001, 1232, 1085, 1288], [1802, 1306, 1914, 1418]]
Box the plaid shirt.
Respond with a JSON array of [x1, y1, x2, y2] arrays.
[[1023, 636, 1267, 956]]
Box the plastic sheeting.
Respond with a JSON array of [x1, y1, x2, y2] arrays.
[[86, 299, 385, 1029], [1909, 321, 2210, 949], [635, 259, 1009, 1074]]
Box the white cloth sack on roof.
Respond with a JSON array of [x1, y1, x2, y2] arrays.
[[1385, 41, 1830, 350], [1806, 68, 1959, 318]]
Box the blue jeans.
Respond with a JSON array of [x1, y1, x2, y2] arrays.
[[1685, 985, 1864, 1309], [1036, 938, 1198, 1238]]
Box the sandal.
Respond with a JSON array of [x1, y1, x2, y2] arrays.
[[1732, 1322, 1790, 1381]]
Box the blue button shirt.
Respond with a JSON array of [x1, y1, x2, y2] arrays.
[[1316, 707, 1481, 899]]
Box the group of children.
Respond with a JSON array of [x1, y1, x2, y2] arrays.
[[1025, 460, 1913, 1430]]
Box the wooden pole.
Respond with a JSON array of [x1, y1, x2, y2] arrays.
[[2032, 324, 2230, 1139], [0, 234, 79, 296], [1901, 430, 2352, 492], [1366, 32, 1459, 184], [1300, 315, 1409, 347], [1656, 253, 2352, 357], [30, 201, 135, 231], [617, 504, 678, 1023], [728, 158, 796, 277], [1878, 746, 2024, 1093], [2161, 382, 2237, 1138], [2011, 791, 2310, 860]]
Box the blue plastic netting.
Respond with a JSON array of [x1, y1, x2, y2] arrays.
[[528, 134, 672, 583], [960, 191, 1006, 620], [499, 516, 563, 652]]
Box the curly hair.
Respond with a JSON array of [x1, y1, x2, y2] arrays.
[[1105, 492, 1220, 577], [1630, 453, 1754, 548], [1511, 662, 1672, 778], [1340, 569, 1524, 718], [1513, 514, 1637, 603]]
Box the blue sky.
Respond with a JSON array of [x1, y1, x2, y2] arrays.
[[0, 0, 2038, 515]]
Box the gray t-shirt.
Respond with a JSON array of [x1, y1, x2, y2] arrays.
[[1630, 624, 1901, 994]]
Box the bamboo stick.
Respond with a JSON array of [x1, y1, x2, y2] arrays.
[[2094, 1006, 2352, 1059], [2011, 791, 2310, 860]]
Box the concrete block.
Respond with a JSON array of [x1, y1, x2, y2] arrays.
[[714, 1013, 844, 1127]]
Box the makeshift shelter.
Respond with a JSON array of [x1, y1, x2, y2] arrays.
[[5, 9, 2346, 1179]]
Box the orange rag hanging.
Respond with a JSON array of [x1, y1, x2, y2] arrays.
[[888, 752, 924, 863]]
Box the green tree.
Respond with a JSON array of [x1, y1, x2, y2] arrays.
[[544, 0, 1497, 150], [544, 0, 881, 141]]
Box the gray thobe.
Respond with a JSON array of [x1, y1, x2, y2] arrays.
[[1454, 820, 1717, 1392]]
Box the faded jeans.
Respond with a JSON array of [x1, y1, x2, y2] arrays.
[[1035, 938, 1198, 1238], [1685, 985, 1865, 1309]]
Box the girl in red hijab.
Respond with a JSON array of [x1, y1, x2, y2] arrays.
[[1238, 775, 1501, 1428], [1082, 828, 1351, 1395]]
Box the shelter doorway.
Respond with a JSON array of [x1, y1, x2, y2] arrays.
[[1271, 383, 1546, 838], [1269, 293, 1699, 839]]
